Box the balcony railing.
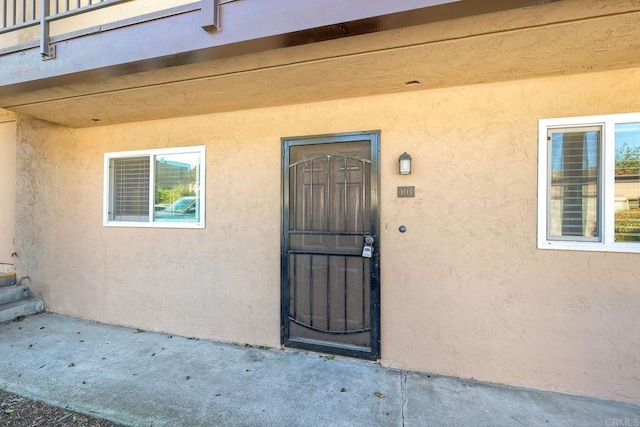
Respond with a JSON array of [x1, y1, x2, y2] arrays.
[[1, 0, 130, 32], [1, 0, 130, 58]]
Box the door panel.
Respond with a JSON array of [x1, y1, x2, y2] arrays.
[[282, 133, 380, 359]]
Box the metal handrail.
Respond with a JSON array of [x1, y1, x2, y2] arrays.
[[1, 0, 37, 32], [1, 0, 131, 58], [1, 0, 130, 33]]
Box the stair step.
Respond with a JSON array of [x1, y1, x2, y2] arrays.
[[0, 298, 44, 323], [0, 284, 29, 305], [0, 273, 16, 287]]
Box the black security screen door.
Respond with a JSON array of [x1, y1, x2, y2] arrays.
[[281, 132, 380, 359]]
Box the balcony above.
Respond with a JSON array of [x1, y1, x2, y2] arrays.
[[1, 0, 640, 127]]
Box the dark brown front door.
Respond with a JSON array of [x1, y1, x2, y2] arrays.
[[281, 131, 380, 359]]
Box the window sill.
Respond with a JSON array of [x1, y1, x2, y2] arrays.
[[103, 221, 205, 229], [537, 240, 640, 253]]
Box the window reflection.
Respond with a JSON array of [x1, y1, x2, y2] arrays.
[[154, 152, 200, 222], [614, 122, 640, 241]]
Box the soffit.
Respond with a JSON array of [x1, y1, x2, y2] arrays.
[[3, 0, 640, 127]]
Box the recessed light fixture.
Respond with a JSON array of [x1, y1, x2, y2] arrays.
[[405, 80, 421, 86]]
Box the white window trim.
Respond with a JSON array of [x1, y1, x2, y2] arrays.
[[103, 145, 206, 229], [538, 112, 640, 253]]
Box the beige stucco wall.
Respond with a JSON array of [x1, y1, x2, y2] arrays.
[[15, 67, 640, 404], [0, 115, 17, 273]]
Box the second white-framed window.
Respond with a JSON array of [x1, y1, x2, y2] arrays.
[[538, 113, 640, 252], [104, 146, 205, 228]]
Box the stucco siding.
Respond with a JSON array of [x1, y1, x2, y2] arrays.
[[16, 67, 640, 404], [0, 118, 17, 272]]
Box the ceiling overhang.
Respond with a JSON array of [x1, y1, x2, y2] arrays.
[[0, 0, 551, 94], [2, 0, 640, 128]]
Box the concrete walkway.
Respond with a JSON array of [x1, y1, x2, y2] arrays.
[[1, 313, 638, 426]]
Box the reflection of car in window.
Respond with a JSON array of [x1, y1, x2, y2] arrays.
[[155, 196, 196, 221]]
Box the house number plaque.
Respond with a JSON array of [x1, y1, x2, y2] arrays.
[[397, 186, 415, 198]]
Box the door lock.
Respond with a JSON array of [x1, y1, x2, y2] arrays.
[[362, 235, 374, 258]]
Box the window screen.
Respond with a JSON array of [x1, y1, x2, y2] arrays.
[[111, 156, 150, 221], [547, 127, 601, 240]]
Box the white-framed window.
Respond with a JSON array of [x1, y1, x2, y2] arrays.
[[538, 113, 640, 252], [103, 146, 205, 228]]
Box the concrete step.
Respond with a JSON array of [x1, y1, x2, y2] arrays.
[[0, 298, 44, 323], [0, 284, 29, 305], [0, 273, 16, 287]]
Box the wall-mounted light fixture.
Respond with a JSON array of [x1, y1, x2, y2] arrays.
[[399, 152, 412, 175]]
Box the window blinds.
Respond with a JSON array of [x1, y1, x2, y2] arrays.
[[112, 156, 150, 221]]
